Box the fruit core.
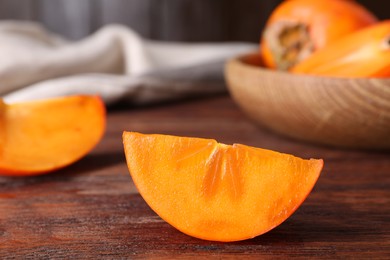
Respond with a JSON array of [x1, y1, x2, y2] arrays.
[[265, 20, 314, 70]]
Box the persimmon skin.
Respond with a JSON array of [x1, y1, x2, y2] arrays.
[[261, 0, 378, 70], [291, 20, 390, 78], [0, 95, 106, 176]]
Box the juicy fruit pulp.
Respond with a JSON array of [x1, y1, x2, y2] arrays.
[[291, 20, 390, 78], [123, 132, 323, 242], [0, 95, 106, 176]]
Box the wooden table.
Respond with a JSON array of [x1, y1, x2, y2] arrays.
[[1, 95, 389, 259]]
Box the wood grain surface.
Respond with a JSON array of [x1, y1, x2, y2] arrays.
[[0, 95, 389, 259]]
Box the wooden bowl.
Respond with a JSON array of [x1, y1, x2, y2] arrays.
[[225, 53, 390, 150]]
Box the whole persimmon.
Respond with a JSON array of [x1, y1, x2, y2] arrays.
[[261, 0, 377, 70]]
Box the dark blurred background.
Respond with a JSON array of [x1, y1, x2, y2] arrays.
[[0, 0, 388, 42]]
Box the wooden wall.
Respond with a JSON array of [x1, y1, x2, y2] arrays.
[[0, 0, 388, 42]]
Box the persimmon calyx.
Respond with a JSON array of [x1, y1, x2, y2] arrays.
[[264, 20, 314, 70]]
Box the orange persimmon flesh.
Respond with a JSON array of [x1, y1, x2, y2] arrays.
[[123, 132, 323, 242], [291, 20, 390, 78], [261, 0, 377, 70], [0, 95, 106, 176]]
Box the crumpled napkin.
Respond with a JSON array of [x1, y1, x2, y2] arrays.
[[0, 21, 256, 105]]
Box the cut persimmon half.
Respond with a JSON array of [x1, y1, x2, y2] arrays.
[[123, 132, 323, 242], [0, 95, 106, 176], [260, 0, 377, 70]]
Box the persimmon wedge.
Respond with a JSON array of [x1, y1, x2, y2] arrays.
[[291, 20, 390, 78], [0, 95, 106, 176], [123, 132, 323, 242]]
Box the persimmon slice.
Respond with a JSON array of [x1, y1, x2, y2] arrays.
[[291, 20, 390, 78], [0, 95, 106, 176], [123, 132, 323, 242]]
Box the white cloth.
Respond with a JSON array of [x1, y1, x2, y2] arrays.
[[0, 21, 256, 105]]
